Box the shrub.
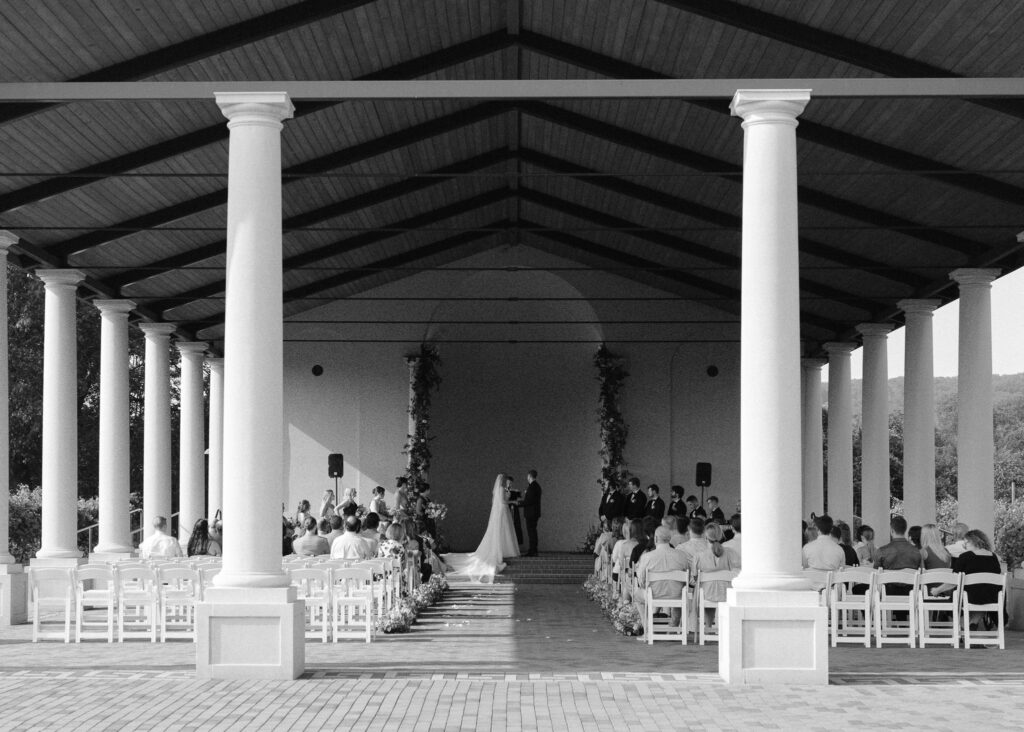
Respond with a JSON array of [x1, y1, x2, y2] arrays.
[[995, 499, 1024, 570]]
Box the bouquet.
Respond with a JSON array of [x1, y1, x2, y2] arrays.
[[425, 502, 448, 522]]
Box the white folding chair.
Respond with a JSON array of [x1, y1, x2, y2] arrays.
[[289, 566, 332, 643], [356, 558, 390, 616], [28, 567, 74, 643], [643, 570, 689, 645], [198, 565, 221, 599], [803, 569, 832, 607], [75, 564, 117, 643], [697, 569, 738, 645], [406, 550, 421, 593], [873, 569, 920, 647], [829, 567, 874, 647], [962, 572, 1007, 649], [117, 565, 159, 642], [158, 566, 200, 642], [918, 569, 961, 648], [331, 567, 375, 643]]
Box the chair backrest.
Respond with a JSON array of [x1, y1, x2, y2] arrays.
[[158, 565, 200, 588], [199, 566, 221, 587], [333, 567, 374, 584], [76, 564, 115, 585], [919, 568, 960, 588], [875, 569, 920, 587], [961, 572, 1007, 603], [289, 566, 332, 593], [646, 570, 688, 586], [28, 567, 74, 599], [832, 566, 874, 586], [117, 565, 157, 589], [322, 559, 356, 569], [803, 568, 830, 585]]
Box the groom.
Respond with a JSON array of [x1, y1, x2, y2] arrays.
[[521, 469, 542, 556]]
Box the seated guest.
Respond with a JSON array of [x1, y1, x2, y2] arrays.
[[294, 499, 312, 538], [293, 516, 330, 556], [317, 518, 331, 539], [282, 518, 293, 557], [377, 521, 408, 568], [854, 524, 877, 566], [186, 518, 221, 557], [331, 516, 372, 559], [593, 517, 616, 557], [932, 529, 1002, 629], [611, 519, 641, 581], [645, 484, 665, 521], [634, 526, 689, 626], [831, 524, 858, 567], [695, 522, 737, 627], [668, 516, 688, 548], [139, 516, 183, 559], [675, 516, 710, 574], [705, 496, 726, 524], [721, 514, 741, 567], [920, 523, 951, 569], [666, 486, 686, 518], [368, 486, 389, 518], [685, 495, 707, 520], [874, 515, 923, 571], [624, 478, 647, 520], [323, 515, 344, 546], [908, 525, 923, 550], [629, 516, 658, 567], [360, 512, 382, 556], [945, 522, 970, 559], [802, 515, 845, 571]]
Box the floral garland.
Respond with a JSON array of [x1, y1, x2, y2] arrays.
[[403, 344, 442, 494], [582, 572, 643, 636], [594, 345, 630, 492], [376, 574, 450, 634]]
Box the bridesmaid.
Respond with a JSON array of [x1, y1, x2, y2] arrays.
[[505, 475, 523, 546]]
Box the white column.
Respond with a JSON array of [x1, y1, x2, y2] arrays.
[[801, 358, 826, 519], [34, 269, 85, 559], [177, 342, 208, 545], [824, 342, 857, 524], [857, 324, 893, 536], [139, 323, 175, 539], [0, 233, 26, 624], [92, 300, 136, 556], [951, 268, 1000, 540], [899, 299, 941, 525], [198, 92, 301, 681], [721, 89, 826, 686], [206, 357, 224, 521]]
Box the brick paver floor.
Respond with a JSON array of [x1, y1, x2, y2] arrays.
[[0, 581, 1021, 729]]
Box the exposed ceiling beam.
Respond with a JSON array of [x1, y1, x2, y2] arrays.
[[0, 0, 377, 127], [517, 31, 1024, 208], [656, 0, 1024, 121]]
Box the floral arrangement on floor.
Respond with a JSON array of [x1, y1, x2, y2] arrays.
[[375, 574, 450, 634], [579, 524, 603, 554], [582, 572, 643, 636], [403, 344, 442, 494], [594, 345, 630, 493]]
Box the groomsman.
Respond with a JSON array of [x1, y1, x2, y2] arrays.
[[625, 477, 647, 520], [666, 486, 686, 518], [645, 484, 666, 520], [686, 495, 707, 520], [599, 482, 625, 523], [706, 495, 726, 524]]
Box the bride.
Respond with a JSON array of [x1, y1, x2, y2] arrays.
[[443, 474, 520, 583]]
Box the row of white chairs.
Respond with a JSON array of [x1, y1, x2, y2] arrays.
[[28, 563, 220, 643], [821, 566, 1008, 649]]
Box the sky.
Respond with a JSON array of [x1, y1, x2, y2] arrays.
[[826, 265, 1024, 382]]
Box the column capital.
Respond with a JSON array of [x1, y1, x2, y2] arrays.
[[0, 230, 18, 251], [898, 298, 942, 315], [36, 269, 85, 288], [801, 358, 828, 370], [823, 341, 857, 356], [93, 299, 136, 316], [856, 323, 894, 338], [215, 92, 294, 129], [176, 341, 209, 356], [206, 356, 224, 370], [950, 268, 1000, 287], [138, 322, 176, 339], [730, 89, 811, 126]]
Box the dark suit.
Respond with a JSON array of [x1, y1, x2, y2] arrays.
[[646, 496, 665, 521], [688, 506, 707, 520], [625, 490, 647, 520], [666, 499, 686, 518], [522, 479, 542, 555], [599, 490, 625, 522], [709, 506, 726, 524]]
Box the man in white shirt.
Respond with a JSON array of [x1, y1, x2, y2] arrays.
[[802, 515, 845, 571], [292, 517, 330, 556], [675, 517, 711, 575], [322, 515, 344, 547], [665, 516, 687, 548], [331, 516, 372, 560], [138, 516, 183, 559], [635, 527, 689, 626], [721, 514, 741, 568]]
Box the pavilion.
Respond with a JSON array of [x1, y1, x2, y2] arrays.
[[0, 1, 1022, 682]]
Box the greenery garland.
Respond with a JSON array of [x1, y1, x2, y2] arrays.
[[403, 343, 442, 493], [594, 344, 630, 492]]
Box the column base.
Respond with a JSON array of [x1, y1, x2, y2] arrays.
[[719, 589, 828, 686], [89, 550, 137, 563], [0, 564, 27, 625], [196, 586, 305, 680]]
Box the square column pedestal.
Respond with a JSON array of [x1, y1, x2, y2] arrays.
[[0, 565, 27, 625], [197, 587, 305, 680], [719, 589, 828, 685]]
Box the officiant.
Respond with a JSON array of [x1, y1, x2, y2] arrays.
[[505, 475, 524, 546]]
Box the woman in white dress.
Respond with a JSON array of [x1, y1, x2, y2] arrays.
[[443, 474, 520, 583]]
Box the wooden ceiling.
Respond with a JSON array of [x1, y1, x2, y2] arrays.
[[1, 0, 1023, 352]]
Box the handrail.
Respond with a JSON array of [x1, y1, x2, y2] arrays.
[[78, 507, 175, 554]]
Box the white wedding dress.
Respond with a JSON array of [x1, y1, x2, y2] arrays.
[[442, 474, 520, 583]]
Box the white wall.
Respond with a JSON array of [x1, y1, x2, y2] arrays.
[[282, 246, 741, 550]]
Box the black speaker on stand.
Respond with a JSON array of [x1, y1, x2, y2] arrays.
[[328, 453, 344, 495], [695, 462, 712, 506]]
